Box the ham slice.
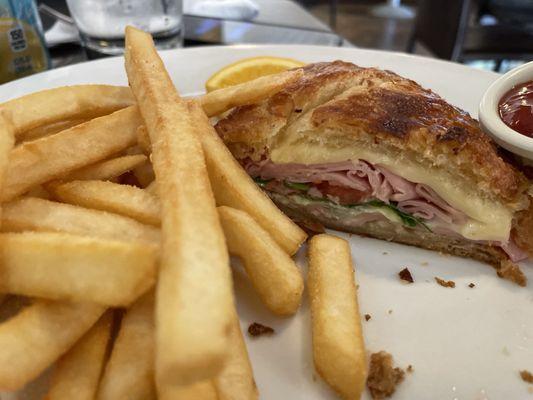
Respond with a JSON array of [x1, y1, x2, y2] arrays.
[[243, 157, 528, 261], [499, 240, 529, 262], [244, 158, 466, 226]]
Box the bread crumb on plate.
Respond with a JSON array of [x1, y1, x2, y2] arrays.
[[248, 322, 274, 337], [398, 268, 414, 283], [367, 351, 405, 399], [520, 370, 533, 384], [434, 277, 455, 288]]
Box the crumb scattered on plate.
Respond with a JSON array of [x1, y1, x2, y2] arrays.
[[387, 309, 393, 315], [502, 347, 510, 356], [407, 365, 414, 373], [248, 322, 274, 337], [497, 261, 526, 287], [398, 268, 414, 283], [382, 252, 388, 255], [367, 351, 406, 399], [365, 314, 372, 321], [434, 277, 455, 288], [468, 283, 476, 288], [520, 370, 533, 384], [420, 262, 429, 266]]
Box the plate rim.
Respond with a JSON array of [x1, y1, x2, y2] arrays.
[[0, 44, 499, 97]]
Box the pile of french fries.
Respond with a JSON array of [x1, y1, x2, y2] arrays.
[[0, 27, 368, 400]]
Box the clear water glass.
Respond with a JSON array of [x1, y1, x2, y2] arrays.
[[66, 0, 183, 55]]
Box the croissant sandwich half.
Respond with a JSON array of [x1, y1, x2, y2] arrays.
[[215, 61, 533, 285]]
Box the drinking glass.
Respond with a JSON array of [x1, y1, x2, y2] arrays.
[[66, 0, 183, 55]]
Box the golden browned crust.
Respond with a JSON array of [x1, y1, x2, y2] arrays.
[[215, 61, 529, 206], [512, 200, 533, 257]]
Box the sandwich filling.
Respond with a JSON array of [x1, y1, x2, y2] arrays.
[[243, 157, 528, 262]]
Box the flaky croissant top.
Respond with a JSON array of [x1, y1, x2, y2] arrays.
[[216, 61, 530, 208]]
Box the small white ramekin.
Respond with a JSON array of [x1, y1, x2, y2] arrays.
[[479, 61, 533, 161]]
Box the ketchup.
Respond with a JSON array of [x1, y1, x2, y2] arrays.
[[499, 80, 533, 138]]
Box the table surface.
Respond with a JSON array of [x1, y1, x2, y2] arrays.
[[38, 0, 349, 69]]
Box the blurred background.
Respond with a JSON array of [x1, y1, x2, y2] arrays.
[[302, 0, 533, 73], [1, 0, 532, 84]]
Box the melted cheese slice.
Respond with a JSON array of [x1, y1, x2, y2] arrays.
[[271, 142, 512, 242]]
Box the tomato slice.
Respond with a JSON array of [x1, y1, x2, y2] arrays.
[[315, 182, 369, 205]]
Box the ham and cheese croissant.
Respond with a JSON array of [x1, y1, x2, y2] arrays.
[[215, 61, 532, 285]]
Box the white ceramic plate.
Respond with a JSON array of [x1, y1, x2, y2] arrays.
[[1, 45, 532, 400]]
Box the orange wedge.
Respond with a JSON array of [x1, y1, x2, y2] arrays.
[[205, 56, 306, 92]]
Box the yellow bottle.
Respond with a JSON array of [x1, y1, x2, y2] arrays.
[[0, 0, 49, 84]]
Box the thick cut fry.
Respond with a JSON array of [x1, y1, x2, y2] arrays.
[[307, 234, 367, 400], [26, 184, 52, 199], [133, 161, 155, 187], [125, 27, 233, 386], [0, 232, 157, 306], [159, 381, 218, 400], [215, 309, 258, 400], [49, 180, 160, 226], [47, 311, 113, 400], [219, 206, 303, 315], [145, 180, 158, 195], [18, 118, 89, 143], [2, 197, 160, 244], [0, 300, 105, 391], [3, 106, 141, 201], [0, 85, 134, 136], [0, 113, 14, 215], [0, 114, 15, 312], [200, 68, 303, 117], [137, 125, 151, 154], [188, 99, 307, 255], [97, 293, 156, 400], [64, 154, 147, 181]]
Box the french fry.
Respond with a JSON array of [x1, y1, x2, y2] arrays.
[[200, 69, 303, 117], [0, 232, 157, 306], [26, 184, 52, 199], [125, 27, 233, 385], [48, 180, 160, 226], [64, 154, 147, 181], [3, 106, 142, 201], [137, 125, 151, 154], [0, 112, 14, 214], [132, 161, 155, 187], [97, 292, 156, 400], [47, 311, 113, 400], [215, 308, 258, 400], [0, 295, 32, 321], [218, 206, 303, 315], [47, 187, 297, 312], [0, 300, 105, 391], [0, 114, 15, 322], [188, 99, 307, 255], [2, 197, 160, 244], [145, 181, 158, 195], [158, 381, 218, 400], [0, 85, 134, 136], [307, 234, 367, 400], [18, 118, 89, 143]]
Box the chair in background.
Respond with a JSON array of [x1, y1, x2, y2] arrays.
[[407, 0, 533, 70]]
